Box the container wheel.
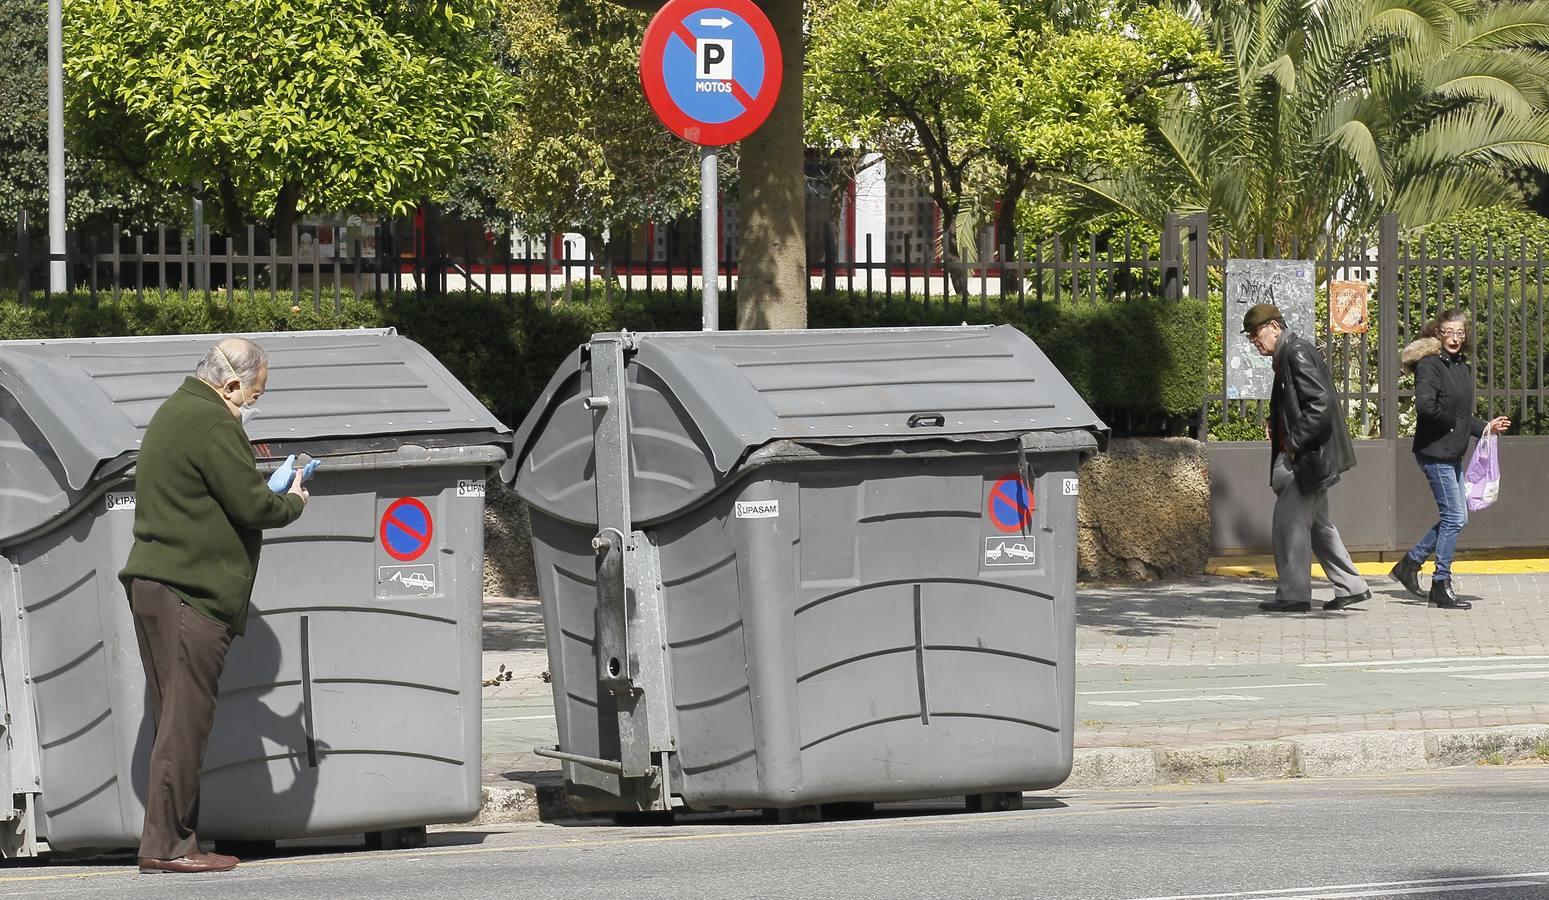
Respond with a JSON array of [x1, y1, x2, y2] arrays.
[[611, 810, 677, 826], [365, 826, 429, 850], [965, 792, 1024, 813], [762, 804, 821, 825], [818, 802, 876, 820]]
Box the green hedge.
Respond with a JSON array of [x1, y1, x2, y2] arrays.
[[0, 289, 1210, 433]]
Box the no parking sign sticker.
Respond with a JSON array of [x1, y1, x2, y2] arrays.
[[985, 474, 1035, 534], [380, 497, 434, 562]]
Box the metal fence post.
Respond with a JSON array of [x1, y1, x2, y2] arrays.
[[1379, 214, 1399, 440], [1188, 213, 1210, 301], [1161, 212, 1180, 301], [16, 211, 30, 304]]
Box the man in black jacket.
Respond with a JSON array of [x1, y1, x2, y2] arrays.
[[1243, 304, 1370, 612]]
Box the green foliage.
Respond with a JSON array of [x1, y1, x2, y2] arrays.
[[64, 0, 508, 231], [488, 0, 701, 235], [1073, 0, 1549, 247], [0, 2, 178, 232], [0, 290, 381, 341], [0, 290, 1211, 431], [805, 0, 1213, 263]]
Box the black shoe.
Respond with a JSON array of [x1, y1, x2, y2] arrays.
[[1428, 579, 1471, 610], [1323, 590, 1372, 610], [1389, 555, 1423, 596], [1259, 599, 1312, 612]]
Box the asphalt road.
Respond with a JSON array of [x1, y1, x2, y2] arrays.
[[6, 767, 1548, 899]]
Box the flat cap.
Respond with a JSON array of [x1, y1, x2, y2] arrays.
[[1241, 303, 1283, 335]]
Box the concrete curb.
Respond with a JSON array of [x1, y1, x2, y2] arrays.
[[1066, 723, 1549, 789], [465, 724, 1549, 824]]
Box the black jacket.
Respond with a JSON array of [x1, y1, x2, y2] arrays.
[[1407, 339, 1485, 460], [1269, 329, 1357, 492]]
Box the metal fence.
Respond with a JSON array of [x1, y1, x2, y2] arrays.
[[6, 209, 1548, 440], [1177, 214, 1549, 440], [3, 210, 1197, 311]]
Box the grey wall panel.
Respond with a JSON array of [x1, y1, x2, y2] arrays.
[[1395, 438, 1549, 549], [1210, 439, 1549, 554], [1209, 441, 1395, 553]]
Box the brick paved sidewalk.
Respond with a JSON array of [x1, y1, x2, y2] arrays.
[[1074, 574, 1549, 748], [481, 572, 1549, 786]]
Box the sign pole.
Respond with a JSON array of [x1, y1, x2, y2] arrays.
[[47, 0, 67, 292], [639, 0, 782, 330], [700, 147, 718, 331]]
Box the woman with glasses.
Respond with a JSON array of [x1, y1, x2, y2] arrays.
[[1390, 310, 1510, 609]]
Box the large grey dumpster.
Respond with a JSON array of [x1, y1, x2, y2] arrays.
[[511, 325, 1106, 815], [0, 329, 510, 856]]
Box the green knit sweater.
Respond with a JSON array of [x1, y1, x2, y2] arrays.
[[119, 377, 305, 635]]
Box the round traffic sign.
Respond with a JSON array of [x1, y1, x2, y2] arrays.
[[380, 497, 434, 562], [639, 0, 783, 146], [987, 475, 1035, 533]]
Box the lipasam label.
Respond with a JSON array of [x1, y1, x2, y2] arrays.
[[734, 500, 779, 519]]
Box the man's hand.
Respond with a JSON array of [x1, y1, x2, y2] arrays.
[[1488, 416, 1512, 434], [288, 476, 309, 505]]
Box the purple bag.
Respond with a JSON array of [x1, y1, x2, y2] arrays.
[[1464, 431, 1500, 512]]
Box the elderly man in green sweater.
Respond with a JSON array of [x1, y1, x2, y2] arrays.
[[119, 337, 309, 874]]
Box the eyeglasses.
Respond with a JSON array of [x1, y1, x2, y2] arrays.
[[1439, 328, 1467, 338]]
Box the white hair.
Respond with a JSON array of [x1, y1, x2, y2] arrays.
[[194, 337, 268, 389]]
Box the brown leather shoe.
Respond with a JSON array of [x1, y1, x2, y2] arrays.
[[138, 852, 239, 874]]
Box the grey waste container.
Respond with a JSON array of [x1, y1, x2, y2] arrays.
[[510, 325, 1106, 815], [0, 329, 511, 856]]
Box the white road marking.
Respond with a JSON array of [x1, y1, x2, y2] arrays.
[[1272, 882, 1543, 899], [1365, 663, 1549, 674], [1087, 695, 1265, 708], [1123, 871, 1549, 900], [1080, 683, 1324, 696], [1455, 671, 1549, 681], [482, 714, 556, 722], [1302, 655, 1549, 668]]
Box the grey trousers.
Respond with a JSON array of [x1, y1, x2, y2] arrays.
[[129, 579, 234, 861], [1271, 454, 1368, 604]]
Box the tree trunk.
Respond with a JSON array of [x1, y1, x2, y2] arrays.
[[735, 0, 806, 330], [935, 201, 968, 298], [217, 175, 246, 249], [271, 180, 301, 289], [996, 170, 1030, 296]]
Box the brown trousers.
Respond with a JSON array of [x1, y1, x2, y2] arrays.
[[129, 579, 234, 861]]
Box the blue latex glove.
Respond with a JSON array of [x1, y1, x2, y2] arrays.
[[299, 458, 322, 484], [267, 454, 297, 493]]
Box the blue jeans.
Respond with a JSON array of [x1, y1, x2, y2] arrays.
[[1407, 454, 1468, 580]]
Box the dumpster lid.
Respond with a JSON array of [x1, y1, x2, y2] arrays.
[[511, 325, 1106, 524], [0, 328, 512, 490]]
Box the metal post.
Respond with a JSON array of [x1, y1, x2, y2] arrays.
[[700, 147, 718, 331], [1378, 214, 1400, 440], [46, 0, 66, 292], [192, 198, 204, 291]]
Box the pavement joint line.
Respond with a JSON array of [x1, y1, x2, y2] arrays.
[[1300, 655, 1549, 668]]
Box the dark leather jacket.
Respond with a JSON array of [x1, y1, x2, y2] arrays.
[[1269, 329, 1357, 492]]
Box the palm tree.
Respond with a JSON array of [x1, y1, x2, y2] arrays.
[[1063, 0, 1549, 251]]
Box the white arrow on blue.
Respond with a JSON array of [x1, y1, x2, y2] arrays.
[[699, 16, 732, 27]]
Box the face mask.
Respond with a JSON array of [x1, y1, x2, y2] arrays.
[[239, 402, 259, 426]]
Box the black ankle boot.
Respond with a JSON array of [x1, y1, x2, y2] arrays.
[[1390, 555, 1423, 596], [1429, 578, 1471, 610]]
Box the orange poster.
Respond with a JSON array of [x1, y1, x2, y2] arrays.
[[1330, 281, 1369, 334]]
